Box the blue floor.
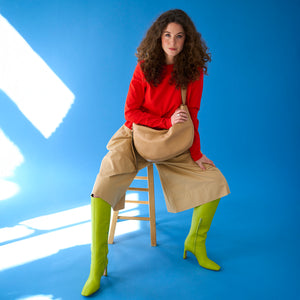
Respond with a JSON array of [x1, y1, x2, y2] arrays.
[[0, 163, 299, 300]]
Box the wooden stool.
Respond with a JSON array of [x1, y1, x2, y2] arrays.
[[108, 164, 156, 246]]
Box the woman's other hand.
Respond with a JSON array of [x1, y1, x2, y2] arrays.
[[171, 109, 188, 125], [195, 154, 216, 171]]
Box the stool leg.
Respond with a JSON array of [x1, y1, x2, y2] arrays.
[[147, 165, 156, 246], [108, 210, 119, 244]]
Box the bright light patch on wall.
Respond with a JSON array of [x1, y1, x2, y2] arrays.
[[0, 15, 74, 139], [0, 128, 24, 200], [0, 224, 34, 244], [0, 202, 140, 271], [20, 204, 91, 231], [125, 192, 139, 201], [17, 295, 61, 300], [0, 221, 92, 271], [0, 129, 24, 177], [0, 179, 20, 201]]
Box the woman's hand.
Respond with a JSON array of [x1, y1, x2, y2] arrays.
[[195, 154, 216, 171], [171, 109, 188, 125]]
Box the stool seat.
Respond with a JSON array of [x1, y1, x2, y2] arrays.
[[108, 164, 156, 246]]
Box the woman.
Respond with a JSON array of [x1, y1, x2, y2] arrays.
[[82, 9, 230, 297]]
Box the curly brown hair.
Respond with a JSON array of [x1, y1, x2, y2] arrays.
[[136, 9, 211, 88]]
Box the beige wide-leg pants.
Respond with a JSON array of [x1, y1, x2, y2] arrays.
[[92, 125, 230, 213]]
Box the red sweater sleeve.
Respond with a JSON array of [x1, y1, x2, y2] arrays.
[[124, 64, 172, 129], [187, 71, 204, 161]]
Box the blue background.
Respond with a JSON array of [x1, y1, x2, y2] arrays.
[[0, 0, 299, 299]]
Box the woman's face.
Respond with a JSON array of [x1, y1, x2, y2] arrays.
[[161, 22, 185, 64]]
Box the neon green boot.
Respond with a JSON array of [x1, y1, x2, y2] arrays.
[[81, 196, 111, 296], [183, 199, 221, 271]]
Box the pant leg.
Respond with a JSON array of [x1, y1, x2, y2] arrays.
[[155, 151, 230, 213], [92, 125, 149, 211]]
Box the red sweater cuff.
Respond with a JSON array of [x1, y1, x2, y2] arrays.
[[191, 151, 203, 161], [166, 118, 172, 129]]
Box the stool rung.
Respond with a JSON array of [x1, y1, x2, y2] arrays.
[[125, 200, 149, 204], [128, 187, 148, 192], [118, 216, 150, 221], [134, 176, 148, 180]]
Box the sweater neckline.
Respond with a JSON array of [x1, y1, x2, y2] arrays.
[[164, 64, 174, 71]]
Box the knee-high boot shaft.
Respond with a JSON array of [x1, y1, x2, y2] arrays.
[[183, 199, 221, 271], [81, 196, 111, 297]]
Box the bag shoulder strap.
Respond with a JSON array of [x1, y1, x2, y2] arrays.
[[181, 88, 187, 105]]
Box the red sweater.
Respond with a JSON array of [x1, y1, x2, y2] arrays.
[[124, 63, 204, 161]]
